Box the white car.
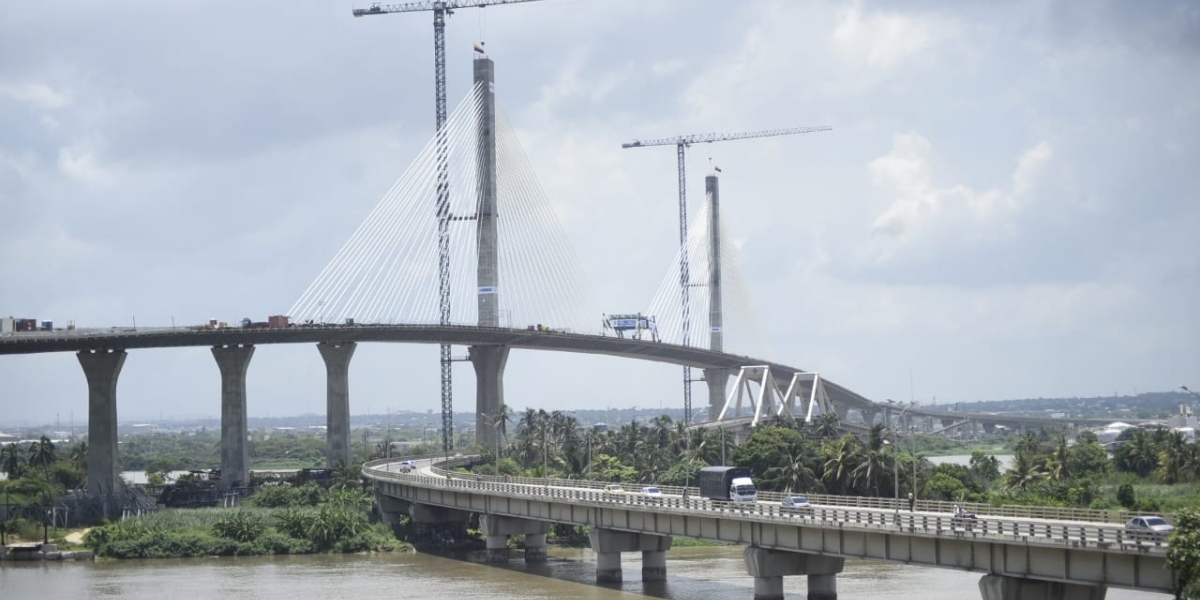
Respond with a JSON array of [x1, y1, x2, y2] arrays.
[[1125, 516, 1174, 535], [781, 495, 812, 510], [640, 486, 663, 497]]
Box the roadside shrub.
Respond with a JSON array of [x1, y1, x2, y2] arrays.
[[212, 510, 265, 542]]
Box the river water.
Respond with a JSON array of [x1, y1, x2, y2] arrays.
[[0, 545, 1167, 599]]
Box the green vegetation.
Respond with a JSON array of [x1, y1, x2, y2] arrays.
[[466, 407, 1199, 514], [83, 486, 401, 558], [1167, 508, 1200, 599]]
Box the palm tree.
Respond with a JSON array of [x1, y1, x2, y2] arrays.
[[852, 429, 891, 497], [29, 436, 56, 480], [69, 440, 88, 473], [767, 447, 819, 493], [1003, 451, 1047, 491], [821, 435, 861, 495], [1117, 428, 1157, 477], [489, 404, 511, 459], [1156, 430, 1191, 484], [814, 413, 841, 440], [1, 443, 23, 479]]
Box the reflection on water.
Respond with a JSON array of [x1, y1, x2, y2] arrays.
[[0, 545, 1166, 599]]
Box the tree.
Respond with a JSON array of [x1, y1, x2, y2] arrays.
[[1167, 508, 1200, 599], [1, 443, 23, 479], [821, 435, 861, 495], [814, 413, 842, 440], [29, 436, 57, 480], [732, 426, 818, 492], [489, 404, 511, 459], [1158, 431, 1194, 484], [1115, 428, 1158, 478], [1003, 451, 1048, 491]]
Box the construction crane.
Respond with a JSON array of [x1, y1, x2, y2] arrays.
[[353, 0, 550, 454], [622, 125, 832, 424]]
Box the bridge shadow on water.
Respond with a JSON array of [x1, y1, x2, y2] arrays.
[[415, 545, 809, 600]]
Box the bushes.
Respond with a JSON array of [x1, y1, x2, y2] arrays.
[[83, 486, 400, 559], [212, 510, 266, 543]]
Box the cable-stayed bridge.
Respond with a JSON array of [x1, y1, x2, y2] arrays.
[[0, 56, 1092, 516]]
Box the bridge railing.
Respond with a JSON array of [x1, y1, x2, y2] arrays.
[[365, 459, 1170, 556], [408, 458, 1168, 525]]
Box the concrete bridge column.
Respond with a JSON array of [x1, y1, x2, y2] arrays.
[[486, 533, 509, 563], [743, 547, 844, 600], [978, 575, 1106, 600], [481, 515, 550, 564], [471, 346, 509, 447], [523, 532, 547, 563], [834, 404, 849, 422], [703, 368, 730, 422], [860, 408, 878, 427], [212, 345, 254, 491], [374, 492, 407, 526], [317, 341, 356, 467], [588, 529, 673, 583], [77, 349, 126, 507]]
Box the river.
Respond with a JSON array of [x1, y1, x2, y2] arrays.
[[0, 545, 1167, 599]]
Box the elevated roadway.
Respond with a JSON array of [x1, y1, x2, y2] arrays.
[[367, 457, 1173, 599]]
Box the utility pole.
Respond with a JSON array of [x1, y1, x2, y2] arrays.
[[621, 125, 831, 423], [353, 0, 553, 454]]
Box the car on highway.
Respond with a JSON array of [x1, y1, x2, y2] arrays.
[[640, 486, 663, 497], [603, 484, 626, 495], [781, 495, 812, 510], [1125, 516, 1174, 535]]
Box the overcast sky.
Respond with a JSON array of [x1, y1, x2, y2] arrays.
[[2, 0, 1197, 427]]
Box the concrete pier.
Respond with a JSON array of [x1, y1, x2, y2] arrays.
[[212, 345, 254, 491], [471, 345, 509, 447], [523, 532, 547, 563], [978, 575, 1107, 600], [480, 515, 550, 564], [317, 341, 356, 467], [704, 367, 730, 421], [743, 547, 844, 600], [588, 529, 673, 583], [77, 349, 126, 504]]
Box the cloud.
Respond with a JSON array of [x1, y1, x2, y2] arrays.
[[0, 82, 71, 110], [866, 132, 1054, 263], [832, 2, 957, 69], [57, 140, 123, 186]]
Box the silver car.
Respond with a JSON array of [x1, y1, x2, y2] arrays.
[[1125, 516, 1174, 535]]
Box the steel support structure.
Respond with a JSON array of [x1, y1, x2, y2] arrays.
[[676, 142, 693, 423], [432, 7, 455, 452]]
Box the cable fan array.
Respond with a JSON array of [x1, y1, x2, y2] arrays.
[[289, 83, 598, 333], [645, 191, 771, 357]]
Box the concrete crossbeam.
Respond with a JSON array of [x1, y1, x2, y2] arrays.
[[588, 528, 673, 582], [978, 575, 1107, 600], [480, 515, 550, 564], [77, 349, 126, 506], [743, 547, 844, 600], [317, 341, 356, 468], [212, 345, 254, 491]]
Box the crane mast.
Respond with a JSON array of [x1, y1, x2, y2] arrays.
[[622, 125, 831, 424], [353, 0, 550, 454]]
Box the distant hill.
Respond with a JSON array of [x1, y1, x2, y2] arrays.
[[947, 391, 1197, 420]]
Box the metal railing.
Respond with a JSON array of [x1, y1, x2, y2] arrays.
[[364, 458, 1170, 556]]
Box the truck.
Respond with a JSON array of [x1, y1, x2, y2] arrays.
[[698, 466, 757, 503]]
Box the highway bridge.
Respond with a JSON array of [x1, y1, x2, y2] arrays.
[[367, 456, 1171, 600], [0, 323, 1107, 514]]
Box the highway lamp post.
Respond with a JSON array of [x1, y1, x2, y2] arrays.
[[887, 399, 917, 505], [1182, 385, 1200, 401]]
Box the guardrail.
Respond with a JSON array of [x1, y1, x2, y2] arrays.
[[365, 458, 1170, 556], [399, 458, 1167, 525]]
